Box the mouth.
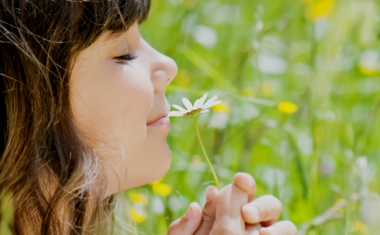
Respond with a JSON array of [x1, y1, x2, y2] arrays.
[[147, 115, 171, 128], [147, 104, 171, 128]]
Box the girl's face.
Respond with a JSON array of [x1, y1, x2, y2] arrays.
[[70, 23, 177, 195]]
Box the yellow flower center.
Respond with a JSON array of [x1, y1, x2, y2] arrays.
[[184, 108, 203, 118]]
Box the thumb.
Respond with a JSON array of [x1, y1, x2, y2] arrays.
[[167, 202, 202, 235]]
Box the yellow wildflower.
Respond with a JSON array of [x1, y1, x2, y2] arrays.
[[128, 192, 148, 206], [129, 206, 147, 223], [212, 102, 231, 113], [151, 181, 172, 197], [359, 65, 377, 76], [278, 101, 298, 114], [353, 220, 367, 234], [306, 0, 335, 21]]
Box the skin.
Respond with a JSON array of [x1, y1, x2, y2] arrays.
[[168, 173, 298, 235], [70, 22, 176, 194], [70, 22, 297, 234]]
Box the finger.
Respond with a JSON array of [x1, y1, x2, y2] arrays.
[[233, 172, 256, 202], [194, 186, 219, 235], [167, 202, 202, 235], [216, 183, 248, 219], [211, 176, 252, 234], [211, 183, 248, 235], [246, 224, 262, 235], [242, 195, 282, 225], [259, 221, 298, 235]]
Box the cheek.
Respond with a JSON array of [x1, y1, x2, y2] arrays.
[[71, 59, 153, 144]]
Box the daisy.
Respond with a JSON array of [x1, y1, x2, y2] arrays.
[[169, 93, 221, 118], [168, 93, 221, 189]]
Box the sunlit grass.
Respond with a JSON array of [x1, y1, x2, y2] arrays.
[[124, 0, 380, 234]]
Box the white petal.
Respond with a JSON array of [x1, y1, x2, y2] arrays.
[[200, 109, 209, 113], [203, 95, 218, 108], [199, 93, 208, 108], [168, 111, 185, 117], [203, 100, 221, 109], [208, 95, 218, 102], [182, 98, 193, 110], [172, 104, 186, 112], [193, 99, 201, 109]]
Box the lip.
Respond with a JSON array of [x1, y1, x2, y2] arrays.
[[147, 105, 171, 128], [147, 116, 171, 128]]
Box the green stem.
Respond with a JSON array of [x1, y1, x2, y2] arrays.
[[193, 117, 220, 190]]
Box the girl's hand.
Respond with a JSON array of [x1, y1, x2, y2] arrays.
[[167, 173, 297, 235]]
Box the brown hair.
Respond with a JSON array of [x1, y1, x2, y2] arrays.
[[0, 0, 151, 234]]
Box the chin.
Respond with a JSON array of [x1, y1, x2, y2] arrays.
[[145, 127, 173, 181], [150, 143, 172, 182], [126, 133, 172, 189], [145, 140, 172, 183]]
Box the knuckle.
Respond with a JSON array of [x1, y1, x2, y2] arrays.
[[202, 210, 215, 222], [196, 220, 214, 234]]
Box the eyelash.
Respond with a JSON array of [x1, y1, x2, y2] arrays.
[[114, 53, 137, 63]]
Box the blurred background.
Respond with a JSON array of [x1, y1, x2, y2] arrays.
[[117, 0, 380, 234]]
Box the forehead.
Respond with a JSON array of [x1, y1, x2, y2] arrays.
[[90, 31, 128, 54], [105, 31, 125, 43], [100, 23, 139, 49]]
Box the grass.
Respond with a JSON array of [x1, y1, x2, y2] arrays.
[[121, 0, 380, 234]]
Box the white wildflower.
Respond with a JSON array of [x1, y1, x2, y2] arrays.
[[169, 93, 221, 189], [169, 93, 221, 118]]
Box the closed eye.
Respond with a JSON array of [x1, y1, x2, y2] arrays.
[[114, 53, 137, 63]]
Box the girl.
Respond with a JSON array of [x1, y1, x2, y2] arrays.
[[0, 1, 297, 234]]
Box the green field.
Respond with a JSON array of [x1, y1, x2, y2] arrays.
[[119, 0, 380, 234]]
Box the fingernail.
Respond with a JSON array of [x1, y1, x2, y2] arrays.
[[246, 206, 260, 222], [184, 206, 192, 220]]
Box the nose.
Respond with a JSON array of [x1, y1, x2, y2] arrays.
[[149, 47, 178, 92]]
